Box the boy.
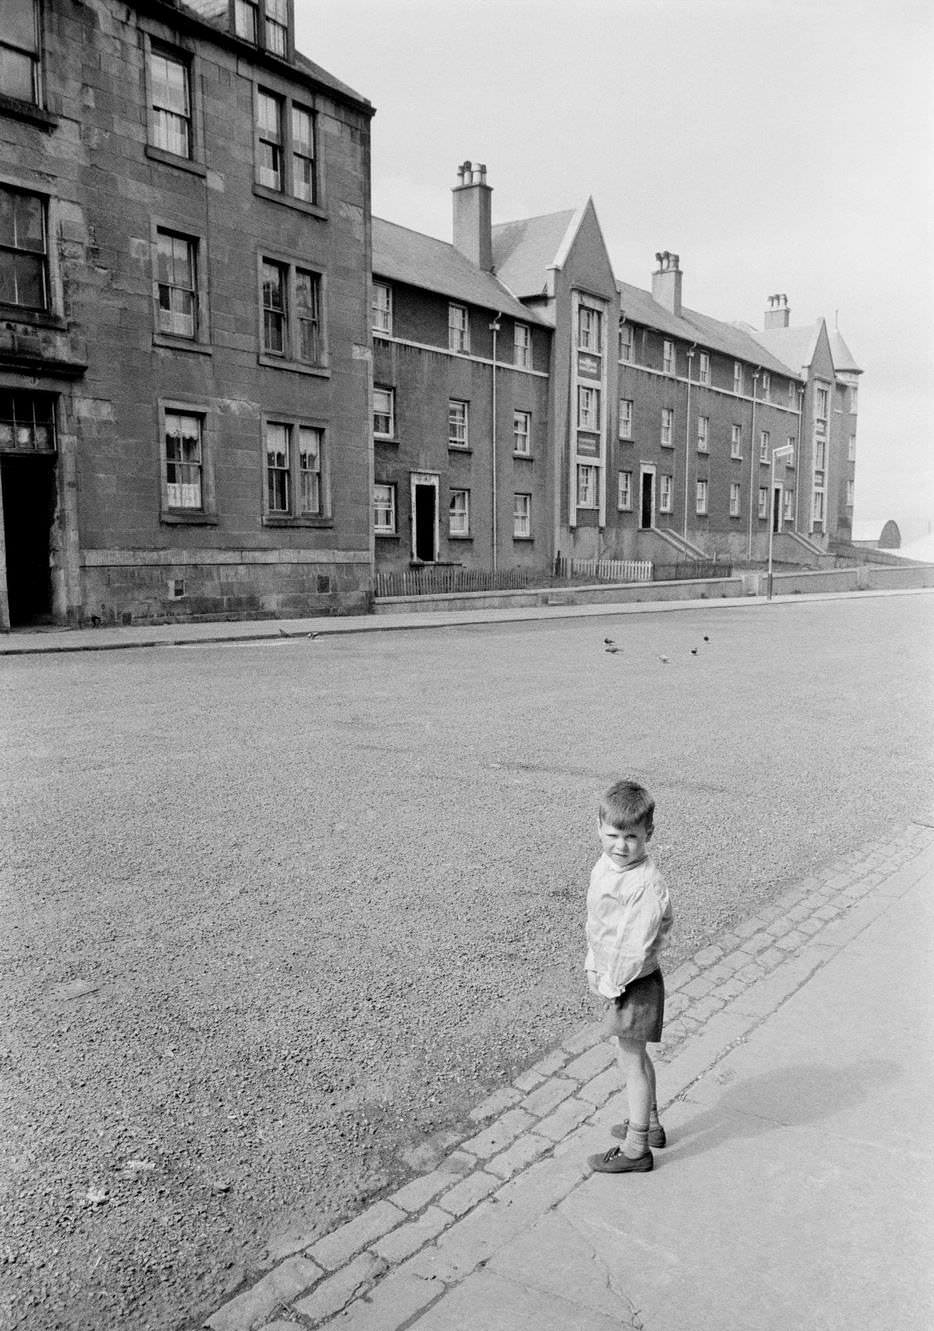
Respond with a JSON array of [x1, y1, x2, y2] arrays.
[[585, 779, 673, 1174]]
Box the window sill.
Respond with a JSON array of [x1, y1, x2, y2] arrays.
[[513, 536, 534, 543], [145, 145, 207, 177], [513, 452, 533, 461], [448, 534, 473, 542], [448, 445, 472, 454], [153, 334, 212, 356], [0, 93, 58, 131], [253, 184, 327, 220], [660, 443, 674, 450], [375, 530, 400, 539], [375, 435, 400, 445], [258, 355, 330, 378], [618, 436, 633, 444], [617, 506, 633, 514], [161, 512, 218, 525], [263, 516, 334, 528], [0, 306, 67, 330]]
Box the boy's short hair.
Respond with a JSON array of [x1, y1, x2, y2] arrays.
[[599, 779, 655, 831]]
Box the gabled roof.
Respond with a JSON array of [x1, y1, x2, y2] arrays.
[[491, 211, 577, 298], [372, 218, 547, 323], [749, 322, 823, 373], [618, 282, 802, 379], [830, 330, 862, 374]]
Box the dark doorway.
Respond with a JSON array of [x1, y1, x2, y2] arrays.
[[413, 482, 437, 562], [640, 470, 654, 529], [2, 455, 56, 626]]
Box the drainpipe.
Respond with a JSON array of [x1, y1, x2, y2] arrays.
[[747, 369, 760, 560], [490, 317, 500, 572], [683, 344, 696, 541], [794, 383, 805, 530]]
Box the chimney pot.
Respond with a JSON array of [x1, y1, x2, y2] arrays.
[[764, 293, 791, 329], [652, 249, 683, 315], [453, 160, 493, 271]]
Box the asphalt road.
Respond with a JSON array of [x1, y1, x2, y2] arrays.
[[2, 593, 932, 1331]]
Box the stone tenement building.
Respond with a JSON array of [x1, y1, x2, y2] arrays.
[[0, 0, 373, 629], [371, 165, 860, 582], [0, 3, 860, 628]]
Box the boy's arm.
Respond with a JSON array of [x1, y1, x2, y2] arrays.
[[602, 891, 668, 994]]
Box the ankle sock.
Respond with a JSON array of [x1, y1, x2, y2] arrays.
[[649, 1104, 661, 1131], [623, 1122, 649, 1159]]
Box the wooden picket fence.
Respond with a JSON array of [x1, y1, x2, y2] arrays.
[[553, 555, 653, 583], [374, 565, 533, 598]]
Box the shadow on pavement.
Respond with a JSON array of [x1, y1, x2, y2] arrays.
[[662, 1059, 898, 1162]]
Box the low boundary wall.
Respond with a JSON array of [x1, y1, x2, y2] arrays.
[[374, 562, 934, 616]]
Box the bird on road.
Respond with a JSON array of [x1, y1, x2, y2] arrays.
[[603, 637, 615, 645], [691, 648, 698, 655], [605, 645, 621, 654], [659, 655, 670, 664], [703, 635, 710, 642]]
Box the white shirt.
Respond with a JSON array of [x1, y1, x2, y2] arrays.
[[585, 853, 673, 999]]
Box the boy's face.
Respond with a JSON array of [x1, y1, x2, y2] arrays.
[[599, 817, 652, 870]]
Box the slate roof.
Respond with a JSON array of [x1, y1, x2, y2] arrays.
[[372, 218, 545, 322], [176, 1, 372, 107], [491, 211, 577, 298], [749, 322, 823, 373], [829, 330, 862, 374], [618, 283, 803, 379]]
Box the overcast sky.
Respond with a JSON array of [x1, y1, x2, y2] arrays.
[[297, 0, 934, 542]]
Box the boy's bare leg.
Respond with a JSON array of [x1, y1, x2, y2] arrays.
[[644, 1051, 662, 1129], [616, 1038, 651, 1158]]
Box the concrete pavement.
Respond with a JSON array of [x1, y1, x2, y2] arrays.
[[2, 585, 931, 655], [202, 818, 934, 1331]]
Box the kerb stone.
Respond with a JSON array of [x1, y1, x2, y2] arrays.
[[293, 1252, 385, 1323], [520, 1076, 575, 1117], [308, 1201, 407, 1271], [204, 1256, 322, 1331]]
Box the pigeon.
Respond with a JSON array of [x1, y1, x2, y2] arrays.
[[605, 646, 620, 654], [703, 635, 710, 642], [659, 655, 669, 664], [690, 648, 698, 655], [603, 638, 616, 645]]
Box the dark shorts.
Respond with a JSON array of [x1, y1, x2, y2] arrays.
[[601, 968, 665, 1043]]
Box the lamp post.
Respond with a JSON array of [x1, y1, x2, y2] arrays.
[[489, 318, 500, 573], [767, 443, 796, 600]]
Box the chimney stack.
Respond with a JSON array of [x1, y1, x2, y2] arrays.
[[764, 293, 790, 329], [652, 251, 682, 316], [452, 161, 493, 272]]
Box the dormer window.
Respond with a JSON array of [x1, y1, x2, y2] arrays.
[[234, 0, 290, 57]]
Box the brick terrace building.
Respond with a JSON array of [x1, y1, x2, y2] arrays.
[[752, 309, 862, 550], [370, 165, 861, 582], [371, 166, 552, 579], [0, 0, 373, 628]]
